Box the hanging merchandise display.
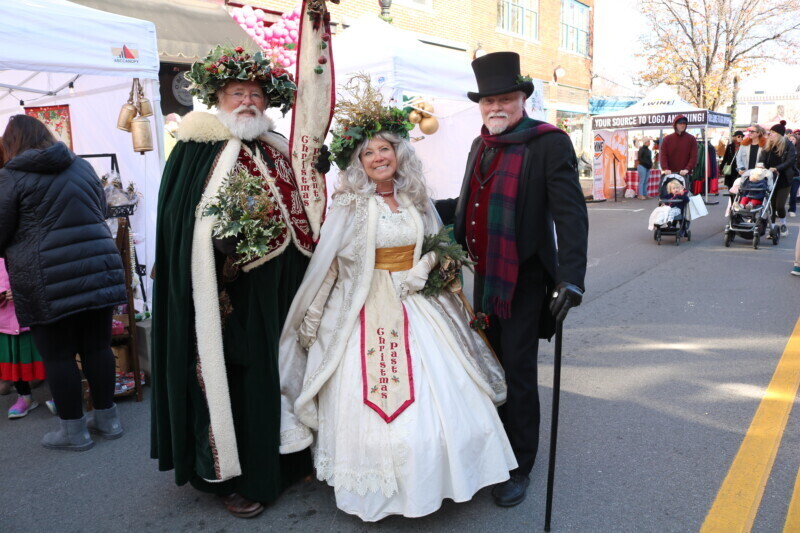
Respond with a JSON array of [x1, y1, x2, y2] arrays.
[[116, 78, 154, 154]]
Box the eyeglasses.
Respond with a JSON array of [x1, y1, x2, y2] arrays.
[[223, 90, 265, 103]]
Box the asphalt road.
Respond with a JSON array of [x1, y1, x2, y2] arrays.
[[2, 194, 799, 533]]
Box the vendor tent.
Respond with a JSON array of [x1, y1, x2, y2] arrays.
[[0, 0, 163, 303], [591, 84, 731, 130], [331, 15, 481, 198], [591, 84, 731, 202]]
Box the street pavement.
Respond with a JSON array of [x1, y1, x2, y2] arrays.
[[1, 194, 799, 532]]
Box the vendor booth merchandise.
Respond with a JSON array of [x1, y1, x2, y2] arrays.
[[591, 84, 731, 202]]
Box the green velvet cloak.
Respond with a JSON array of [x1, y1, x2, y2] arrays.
[[150, 140, 311, 502]]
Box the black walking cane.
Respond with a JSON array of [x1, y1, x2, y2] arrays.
[[544, 319, 564, 532]]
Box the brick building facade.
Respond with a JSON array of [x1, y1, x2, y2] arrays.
[[230, 0, 593, 154]]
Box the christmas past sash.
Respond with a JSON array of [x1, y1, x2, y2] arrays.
[[360, 270, 414, 423]]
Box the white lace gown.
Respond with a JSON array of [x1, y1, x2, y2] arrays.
[[314, 197, 517, 522]]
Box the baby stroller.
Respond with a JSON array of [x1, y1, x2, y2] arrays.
[[723, 168, 780, 249], [652, 174, 691, 246]]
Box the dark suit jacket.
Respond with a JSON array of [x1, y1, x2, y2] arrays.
[[438, 126, 588, 296]]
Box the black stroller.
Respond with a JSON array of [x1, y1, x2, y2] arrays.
[[723, 168, 780, 249], [653, 174, 691, 245]]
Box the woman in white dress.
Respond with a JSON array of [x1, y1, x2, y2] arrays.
[[278, 92, 516, 521]]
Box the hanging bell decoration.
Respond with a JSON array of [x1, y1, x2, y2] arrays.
[[138, 97, 153, 118], [136, 79, 154, 117], [117, 103, 137, 132], [117, 80, 138, 132], [131, 116, 153, 153]]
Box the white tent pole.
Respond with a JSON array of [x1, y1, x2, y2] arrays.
[[0, 72, 41, 102], [0, 83, 54, 95]]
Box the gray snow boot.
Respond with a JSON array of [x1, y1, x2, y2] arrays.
[[41, 416, 94, 451], [86, 403, 124, 440]]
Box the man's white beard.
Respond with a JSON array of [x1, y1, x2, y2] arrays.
[[486, 112, 510, 135], [217, 105, 270, 141]]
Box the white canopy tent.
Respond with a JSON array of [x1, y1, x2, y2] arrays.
[[0, 0, 163, 303], [329, 15, 482, 199]]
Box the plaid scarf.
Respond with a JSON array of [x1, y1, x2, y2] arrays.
[[479, 116, 566, 318]]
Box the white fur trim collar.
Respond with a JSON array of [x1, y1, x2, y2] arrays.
[[177, 111, 288, 158]]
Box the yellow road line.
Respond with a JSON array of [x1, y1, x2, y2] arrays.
[[700, 318, 800, 533], [783, 468, 800, 532]]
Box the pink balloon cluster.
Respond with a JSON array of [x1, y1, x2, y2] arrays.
[[230, 4, 302, 69]]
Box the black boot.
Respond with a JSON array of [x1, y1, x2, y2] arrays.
[[492, 472, 530, 507]]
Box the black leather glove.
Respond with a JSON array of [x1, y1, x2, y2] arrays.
[[549, 282, 583, 323], [213, 235, 239, 256], [314, 144, 331, 174]]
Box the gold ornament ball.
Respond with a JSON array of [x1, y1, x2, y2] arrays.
[[419, 116, 439, 134], [408, 110, 422, 124], [420, 102, 434, 118]]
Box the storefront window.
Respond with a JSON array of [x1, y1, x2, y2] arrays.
[[556, 110, 586, 155]]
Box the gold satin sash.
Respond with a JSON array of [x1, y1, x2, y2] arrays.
[[374, 244, 414, 272]]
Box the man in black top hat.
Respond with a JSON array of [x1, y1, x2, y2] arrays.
[[436, 51, 588, 507]]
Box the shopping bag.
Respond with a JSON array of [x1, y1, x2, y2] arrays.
[[688, 195, 708, 219]]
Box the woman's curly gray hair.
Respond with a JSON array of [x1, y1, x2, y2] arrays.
[[333, 131, 431, 211]]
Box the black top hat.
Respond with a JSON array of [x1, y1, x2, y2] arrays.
[[467, 51, 534, 103]]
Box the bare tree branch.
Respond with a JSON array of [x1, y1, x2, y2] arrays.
[[637, 0, 800, 110]]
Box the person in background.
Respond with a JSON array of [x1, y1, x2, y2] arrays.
[[0, 115, 126, 450], [736, 124, 766, 174], [758, 121, 796, 237], [720, 130, 744, 189], [163, 113, 181, 160], [786, 132, 799, 217], [660, 115, 698, 178], [0, 139, 8, 397], [637, 137, 653, 200], [0, 258, 47, 418]]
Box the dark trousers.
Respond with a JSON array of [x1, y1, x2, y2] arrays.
[[789, 179, 800, 213], [475, 258, 547, 476], [30, 307, 116, 420], [771, 185, 791, 221]]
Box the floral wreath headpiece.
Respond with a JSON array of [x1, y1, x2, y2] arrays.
[[329, 74, 415, 170], [185, 45, 296, 115]]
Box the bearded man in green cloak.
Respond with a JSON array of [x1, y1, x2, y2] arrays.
[[150, 46, 319, 518]]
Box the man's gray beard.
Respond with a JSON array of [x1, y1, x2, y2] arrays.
[[217, 107, 270, 141], [486, 114, 510, 135], [488, 124, 509, 135]]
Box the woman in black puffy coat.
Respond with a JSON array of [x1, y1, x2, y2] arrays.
[[0, 115, 126, 451], [759, 121, 797, 237]]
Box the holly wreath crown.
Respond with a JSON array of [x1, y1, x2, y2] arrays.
[[185, 45, 297, 115], [329, 74, 415, 170]]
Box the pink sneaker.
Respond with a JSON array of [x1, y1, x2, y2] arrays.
[[8, 395, 39, 419]]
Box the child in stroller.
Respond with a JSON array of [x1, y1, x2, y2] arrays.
[[724, 165, 781, 248], [737, 166, 769, 209], [648, 175, 691, 245]]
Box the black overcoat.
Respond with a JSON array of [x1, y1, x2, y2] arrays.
[[438, 125, 588, 337]]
